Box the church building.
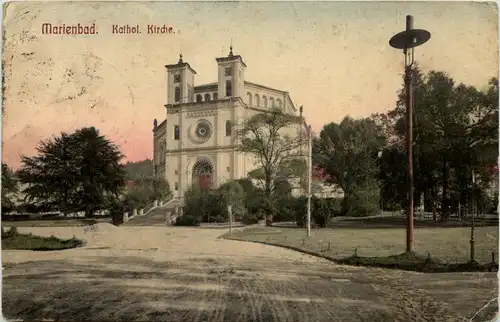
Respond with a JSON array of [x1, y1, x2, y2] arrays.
[[152, 48, 308, 199]]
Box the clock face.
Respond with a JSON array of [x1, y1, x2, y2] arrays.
[[195, 121, 212, 140], [174, 74, 181, 83], [225, 67, 232, 77]]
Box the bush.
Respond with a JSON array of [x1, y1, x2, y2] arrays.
[[241, 213, 259, 225], [273, 196, 296, 222], [108, 201, 125, 226], [3, 226, 19, 238], [2, 232, 83, 250], [218, 180, 246, 221], [123, 177, 171, 212], [174, 214, 201, 226], [183, 180, 250, 224], [342, 182, 381, 217], [293, 197, 308, 227], [312, 197, 342, 227], [235, 178, 262, 215]]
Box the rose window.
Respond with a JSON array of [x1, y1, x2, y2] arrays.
[[195, 121, 212, 139]]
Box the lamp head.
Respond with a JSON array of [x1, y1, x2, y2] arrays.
[[389, 29, 431, 50]]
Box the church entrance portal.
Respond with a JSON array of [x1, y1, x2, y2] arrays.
[[192, 158, 214, 190]]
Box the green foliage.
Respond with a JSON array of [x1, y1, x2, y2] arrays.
[[124, 159, 154, 180], [312, 197, 342, 227], [234, 178, 262, 215], [2, 231, 83, 250], [218, 181, 246, 221], [293, 197, 308, 227], [1, 163, 18, 213], [237, 108, 308, 225], [17, 127, 126, 217], [274, 196, 342, 227], [3, 226, 19, 237], [376, 67, 498, 219], [174, 214, 201, 226], [182, 185, 221, 223], [341, 181, 381, 217], [241, 213, 259, 225], [315, 117, 385, 216], [108, 201, 125, 226], [123, 177, 171, 212]]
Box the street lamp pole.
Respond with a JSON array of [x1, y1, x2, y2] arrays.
[[470, 170, 476, 262], [389, 15, 431, 253], [307, 125, 312, 237]]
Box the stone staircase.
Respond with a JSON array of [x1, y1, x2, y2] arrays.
[[122, 199, 181, 226]]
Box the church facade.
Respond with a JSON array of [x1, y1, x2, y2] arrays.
[[152, 48, 308, 199]]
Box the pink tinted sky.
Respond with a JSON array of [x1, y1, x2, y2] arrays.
[[2, 1, 498, 169]]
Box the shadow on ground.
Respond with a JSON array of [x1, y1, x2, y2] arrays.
[[3, 254, 497, 322]]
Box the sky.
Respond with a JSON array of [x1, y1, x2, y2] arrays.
[[2, 1, 498, 169]]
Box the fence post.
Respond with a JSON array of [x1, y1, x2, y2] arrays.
[[123, 212, 129, 222], [154, 200, 158, 208], [133, 208, 138, 217], [139, 209, 144, 216]]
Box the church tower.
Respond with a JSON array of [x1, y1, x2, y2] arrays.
[[165, 55, 197, 104], [215, 46, 246, 99]]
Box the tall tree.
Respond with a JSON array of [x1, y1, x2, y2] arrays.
[[1, 163, 18, 213], [18, 127, 126, 217], [384, 67, 498, 220], [236, 108, 307, 225], [124, 159, 154, 180], [315, 116, 386, 216]]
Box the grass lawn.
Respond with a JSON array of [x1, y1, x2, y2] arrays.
[[227, 225, 499, 271], [2, 228, 84, 251]]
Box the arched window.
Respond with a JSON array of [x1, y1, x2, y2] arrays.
[[254, 94, 260, 107], [174, 87, 181, 102], [225, 121, 232, 136], [204, 93, 211, 101], [196, 94, 202, 102], [269, 97, 275, 108], [263, 96, 268, 108], [226, 80, 232, 97], [276, 99, 282, 109], [213, 92, 218, 100], [174, 182, 179, 191], [247, 92, 252, 105], [174, 125, 180, 140]]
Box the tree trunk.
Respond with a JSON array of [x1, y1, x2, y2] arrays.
[[265, 213, 273, 227], [441, 159, 449, 221], [431, 186, 437, 221], [85, 209, 94, 218], [264, 178, 273, 227]]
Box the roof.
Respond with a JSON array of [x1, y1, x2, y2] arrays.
[[165, 62, 197, 75], [215, 55, 247, 67], [244, 81, 288, 94], [194, 82, 218, 91]]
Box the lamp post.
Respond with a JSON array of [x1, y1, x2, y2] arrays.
[[470, 170, 476, 262], [389, 15, 431, 253], [306, 125, 313, 237]]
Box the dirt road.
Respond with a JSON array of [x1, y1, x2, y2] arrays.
[[2, 225, 497, 321]]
